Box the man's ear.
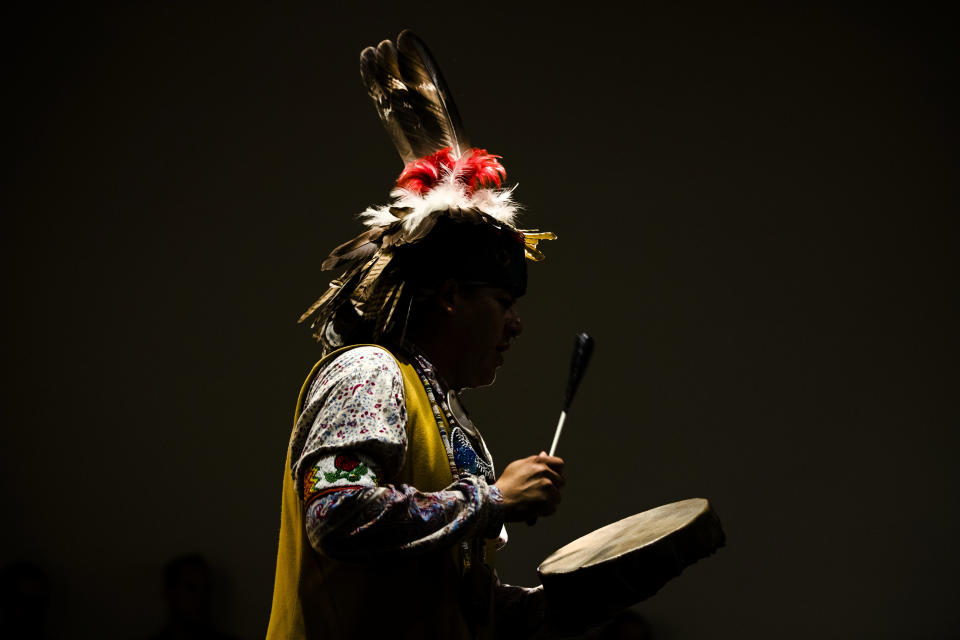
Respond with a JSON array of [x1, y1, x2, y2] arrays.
[[436, 278, 459, 315]]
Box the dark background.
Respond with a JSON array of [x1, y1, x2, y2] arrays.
[[3, 2, 956, 638]]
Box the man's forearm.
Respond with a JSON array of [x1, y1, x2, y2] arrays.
[[305, 471, 505, 560]]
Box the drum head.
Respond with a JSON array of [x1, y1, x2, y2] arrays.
[[538, 498, 724, 622]]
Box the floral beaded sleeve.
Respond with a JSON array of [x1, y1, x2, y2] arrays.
[[290, 346, 504, 559]]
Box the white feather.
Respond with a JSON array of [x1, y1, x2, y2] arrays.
[[360, 185, 520, 232], [469, 185, 520, 225], [359, 150, 521, 233], [359, 206, 401, 227]]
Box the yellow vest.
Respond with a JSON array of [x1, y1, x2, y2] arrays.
[[266, 346, 497, 639]]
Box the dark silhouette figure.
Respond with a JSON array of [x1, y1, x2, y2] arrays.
[[151, 554, 238, 640], [0, 561, 53, 640]]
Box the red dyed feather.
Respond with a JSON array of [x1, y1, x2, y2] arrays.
[[396, 147, 506, 195], [396, 148, 454, 194], [460, 148, 506, 192]]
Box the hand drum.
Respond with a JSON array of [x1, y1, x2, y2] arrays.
[[537, 498, 725, 622]]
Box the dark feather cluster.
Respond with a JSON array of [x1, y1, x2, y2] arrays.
[[360, 30, 470, 164], [300, 208, 511, 351]]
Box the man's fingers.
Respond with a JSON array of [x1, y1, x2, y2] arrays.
[[536, 452, 565, 472], [539, 466, 565, 488]]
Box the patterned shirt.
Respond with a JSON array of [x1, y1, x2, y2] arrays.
[[289, 346, 506, 560]]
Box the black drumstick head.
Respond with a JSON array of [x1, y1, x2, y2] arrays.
[[562, 333, 594, 412]]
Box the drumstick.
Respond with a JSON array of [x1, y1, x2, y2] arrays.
[[528, 333, 595, 527], [549, 333, 594, 456]]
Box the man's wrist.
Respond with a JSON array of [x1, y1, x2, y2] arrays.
[[484, 483, 507, 537]]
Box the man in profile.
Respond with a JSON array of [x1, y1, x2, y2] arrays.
[[266, 31, 565, 640]]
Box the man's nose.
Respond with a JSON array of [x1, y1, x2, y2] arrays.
[[507, 309, 523, 337]]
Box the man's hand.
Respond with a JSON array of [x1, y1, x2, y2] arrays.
[[494, 451, 565, 522]]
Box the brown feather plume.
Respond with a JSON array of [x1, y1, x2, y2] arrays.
[[360, 30, 470, 164], [321, 226, 390, 271]]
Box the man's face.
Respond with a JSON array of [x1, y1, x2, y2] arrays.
[[448, 285, 523, 389]]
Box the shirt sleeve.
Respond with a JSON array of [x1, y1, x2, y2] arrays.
[[290, 346, 506, 561]]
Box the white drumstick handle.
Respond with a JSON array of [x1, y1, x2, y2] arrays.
[[549, 410, 567, 457]]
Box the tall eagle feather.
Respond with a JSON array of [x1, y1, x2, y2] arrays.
[[360, 30, 470, 164]]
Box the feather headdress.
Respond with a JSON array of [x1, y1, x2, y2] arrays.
[[300, 30, 555, 351]]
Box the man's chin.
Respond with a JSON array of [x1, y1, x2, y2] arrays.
[[465, 369, 497, 390]]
